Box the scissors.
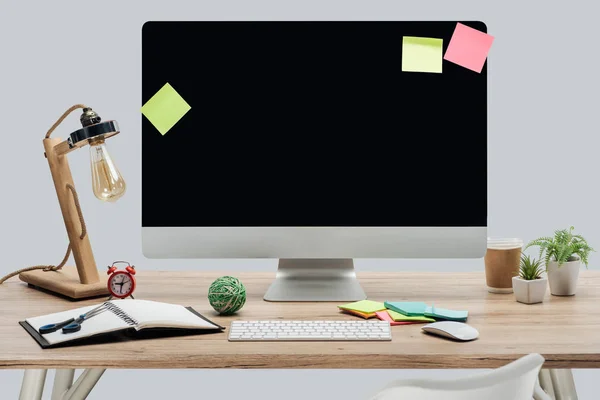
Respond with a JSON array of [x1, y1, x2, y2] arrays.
[[39, 303, 108, 334]]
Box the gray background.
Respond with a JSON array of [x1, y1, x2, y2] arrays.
[[1, 0, 598, 398]]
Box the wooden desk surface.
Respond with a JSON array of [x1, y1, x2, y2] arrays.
[[1, 271, 599, 370]]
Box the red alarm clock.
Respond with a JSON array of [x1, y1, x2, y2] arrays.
[[106, 261, 136, 299]]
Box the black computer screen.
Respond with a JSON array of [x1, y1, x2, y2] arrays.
[[142, 21, 487, 227]]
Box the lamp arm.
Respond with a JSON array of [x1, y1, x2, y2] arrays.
[[53, 139, 73, 157], [45, 104, 87, 139]]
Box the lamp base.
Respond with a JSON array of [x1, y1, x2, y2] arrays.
[[19, 266, 109, 300]]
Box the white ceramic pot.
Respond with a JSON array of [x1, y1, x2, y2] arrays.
[[512, 276, 547, 304], [546, 258, 580, 296]]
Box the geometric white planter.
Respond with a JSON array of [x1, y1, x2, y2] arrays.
[[546, 258, 580, 296], [512, 276, 548, 304]]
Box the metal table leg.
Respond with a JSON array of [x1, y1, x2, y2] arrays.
[[52, 369, 75, 400], [20, 368, 105, 400], [550, 369, 578, 400], [539, 369, 556, 399], [62, 369, 105, 400], [19, 369, 47, 400]]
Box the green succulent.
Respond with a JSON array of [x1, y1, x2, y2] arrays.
[[518, 254, 544, 280], [524, 226, 594, 268]]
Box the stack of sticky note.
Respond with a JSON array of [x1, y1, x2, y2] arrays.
[[338, 300, 468, 325], [338, 300, 387, 319], [385, 301, 468, 323], [424, 305, 468, 322], [384, 310, 435, 324], [384, 301, 428, 316], [380, 302, 435, 324]]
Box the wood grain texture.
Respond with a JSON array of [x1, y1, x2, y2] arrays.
[[39, 138, 99, 284], [52, 139, 72, 157], [19, 267, 108, 298], [1, 271, 599, 370]]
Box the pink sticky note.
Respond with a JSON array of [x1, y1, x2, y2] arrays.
[[375, 311, 416, 326], [443, 23, 494, 73]]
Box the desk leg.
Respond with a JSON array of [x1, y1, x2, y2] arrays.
[[61, 369, 105, 400], [549, 369, 578, 400], [539, 370, 556, 399], [19, 369, 47, 400], [52, 369, 75, 400]]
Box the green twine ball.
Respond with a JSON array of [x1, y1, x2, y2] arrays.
[[208, 276, 246, 315]]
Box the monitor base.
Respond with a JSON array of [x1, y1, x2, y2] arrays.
[[263, 259, 367, 302]]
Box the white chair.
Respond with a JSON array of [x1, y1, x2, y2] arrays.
[[369, 353, 551, 400]]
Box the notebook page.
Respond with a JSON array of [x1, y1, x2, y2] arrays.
[[112, 299, 220, 330], [25, 303, 130, 345]]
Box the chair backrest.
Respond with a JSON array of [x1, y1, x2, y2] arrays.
[[369, 353, 545, 400]]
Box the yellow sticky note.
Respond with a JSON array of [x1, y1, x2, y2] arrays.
[[387, 309, 435, 323], [141, 83, 191, 135], [338, 300, 386, 314], [340, 309, 376, 319], [402, 36, 443, 73]]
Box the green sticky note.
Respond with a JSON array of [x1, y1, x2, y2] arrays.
[[384, 301, 428, 316], [141, 83, 191, 135], [387, 309, 435, 323], [402, 36, 443, 73], [424, 306, 468, 321], [338, 300, 387, 314]]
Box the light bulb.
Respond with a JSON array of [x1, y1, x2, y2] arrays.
[[89, 139, 126, 202]]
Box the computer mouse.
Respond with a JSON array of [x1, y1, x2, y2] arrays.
[[421, 321, 479, 341]]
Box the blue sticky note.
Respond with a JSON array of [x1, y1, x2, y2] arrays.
[[384, 301, 428, 316], [424, 306, 468, 322]]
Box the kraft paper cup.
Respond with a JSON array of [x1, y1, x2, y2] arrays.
[[484, 238, 524, 294]]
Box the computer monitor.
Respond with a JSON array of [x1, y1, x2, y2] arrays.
[[141, 21, 487, 301]]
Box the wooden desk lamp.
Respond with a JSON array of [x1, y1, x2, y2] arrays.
[[0, 105, 125, 299]]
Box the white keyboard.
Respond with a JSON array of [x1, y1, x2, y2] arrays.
[[228, 320, 392, 341]]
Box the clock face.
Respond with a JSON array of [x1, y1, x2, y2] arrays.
[[109, 272, 134, 298]]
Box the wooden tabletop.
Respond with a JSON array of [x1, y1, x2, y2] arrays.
[[1, 270, 599, 370]]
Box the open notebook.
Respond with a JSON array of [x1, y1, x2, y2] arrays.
[[20, 299, 225, 348]]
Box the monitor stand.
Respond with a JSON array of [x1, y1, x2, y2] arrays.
[[263, 259, 367, 302]]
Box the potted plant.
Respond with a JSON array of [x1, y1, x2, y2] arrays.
[[525, 226, 594, 296], [512, 255, 547, 304]]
